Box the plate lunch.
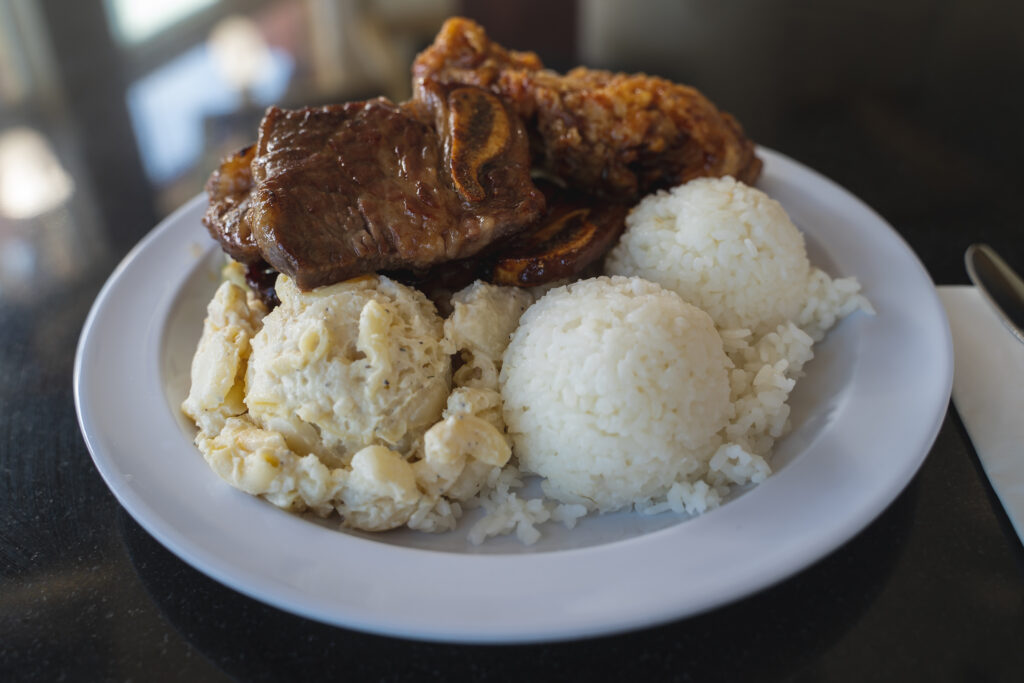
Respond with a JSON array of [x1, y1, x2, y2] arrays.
[[74, 148, 953, 643]]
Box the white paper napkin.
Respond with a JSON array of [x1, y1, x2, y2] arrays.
[[938, 285, 1024, 544]]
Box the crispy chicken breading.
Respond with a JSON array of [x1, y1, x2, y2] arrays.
[[413, 17, 762, 200]]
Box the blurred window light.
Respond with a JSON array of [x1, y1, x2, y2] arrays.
[[104, 0, 218, 44], [0, 127, 75, 220], [125, 20, 293, 185], [208, 15, 274, 91]]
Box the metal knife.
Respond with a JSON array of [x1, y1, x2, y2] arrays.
[[965, 244, 1024, 345]]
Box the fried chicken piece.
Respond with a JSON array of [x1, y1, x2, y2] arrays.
[[413, 17, 762, 200]]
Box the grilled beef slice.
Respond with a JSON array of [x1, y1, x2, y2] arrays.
[[202, 144, 260, 264], [243, 92, 543, 290]]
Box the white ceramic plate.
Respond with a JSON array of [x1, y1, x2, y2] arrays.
[[74, 148, 952, 643]]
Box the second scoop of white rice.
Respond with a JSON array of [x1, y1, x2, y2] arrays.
[[499, 276, 732, 512], [605, 176, 811, 335]]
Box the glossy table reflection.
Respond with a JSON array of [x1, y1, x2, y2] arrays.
[[2, 1, 1024, 680]]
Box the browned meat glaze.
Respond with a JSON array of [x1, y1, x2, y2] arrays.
[[388, 180, 629, 295], [244, 260, 281, 309], [209, 89, 543, 290], [413, 17, 762, 201], [489, 182, 628, 286], [202, 144, 260, 264]]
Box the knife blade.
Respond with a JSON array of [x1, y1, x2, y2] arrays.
[[965, 243, 1024, 345]]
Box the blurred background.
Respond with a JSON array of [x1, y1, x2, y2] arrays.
[[0, 0, 1021, 305]]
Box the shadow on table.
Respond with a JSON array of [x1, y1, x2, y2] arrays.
[[119, 478, 917, 682], [950, 409, 1024, 569]]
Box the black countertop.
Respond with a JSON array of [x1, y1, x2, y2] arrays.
[[2, 1, 1023, 680]]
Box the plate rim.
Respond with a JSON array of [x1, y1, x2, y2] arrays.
[[74, 147, 953, 643]]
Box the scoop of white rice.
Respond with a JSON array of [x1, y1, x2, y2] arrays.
[[499, 276, 731, 512], [605, 176, 811, 335]]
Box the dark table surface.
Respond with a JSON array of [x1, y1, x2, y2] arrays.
[[3, 1, 1023, 680]]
